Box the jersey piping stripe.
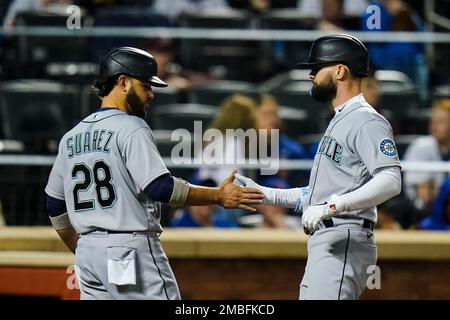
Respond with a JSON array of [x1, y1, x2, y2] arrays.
[[82, 113, 124, 123], [308, 103, 362, 205], [338, 229, 350, 300], [147, 237, 170, 300]]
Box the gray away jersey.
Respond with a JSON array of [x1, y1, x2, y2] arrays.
[[45, 109, 169, 234], [306, 94, 401, 222]]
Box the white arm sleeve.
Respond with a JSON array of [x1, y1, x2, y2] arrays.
[[339, 166, 402, 212], [234, 174, 309, 212], [260, 186, 309, 212]]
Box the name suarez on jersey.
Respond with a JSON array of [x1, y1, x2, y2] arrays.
[[66, 129, 115, 158]]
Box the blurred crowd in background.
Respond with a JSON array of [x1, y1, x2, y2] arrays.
[[0, 0, 449, 231]]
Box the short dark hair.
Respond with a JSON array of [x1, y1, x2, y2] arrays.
[[92, 75, 120, 98], [92, 74, 136, 98]]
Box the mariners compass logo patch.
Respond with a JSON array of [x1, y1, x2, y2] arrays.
[[380, 138, 397, 157]]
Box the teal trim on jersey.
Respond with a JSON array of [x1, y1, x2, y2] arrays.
[[95, 107, 117, 112]]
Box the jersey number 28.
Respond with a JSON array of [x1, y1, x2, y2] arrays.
[[72, 160, 116, 211]]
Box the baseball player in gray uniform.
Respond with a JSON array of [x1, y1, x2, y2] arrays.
[[235, 34, 402, 299], [45, 47, 263, 300]]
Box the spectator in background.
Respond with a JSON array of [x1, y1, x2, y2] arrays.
[[151, 0, 231, 21], [246, 0, 271, 14], [403, 99, 450, 221], [376, 205, 402, 230], [316, 0, 344, 31], [297, 0, 368, 17], [376, 197, 416, 230], [256, 94, 309, 159], [197, 94, 258, 186], [195, 94, 258, 226], [255, 94, 312, 186], [416, 178, 450, 231], [170, 179, 238, 228], [3, 0, 72, 29], [361, 0, 428, 100]]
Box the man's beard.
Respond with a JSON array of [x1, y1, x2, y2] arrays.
[[125, 88, 146, 119], [310, 75, 337, 103]]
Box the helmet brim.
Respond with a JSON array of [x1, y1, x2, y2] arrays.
[[296, 62, 320, 69], [150, 76, 168, 87], [296, 61, 338, 69]]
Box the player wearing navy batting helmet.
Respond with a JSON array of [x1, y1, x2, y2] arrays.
[[45, 47, 263, 300], [235, 34, 401, 299]]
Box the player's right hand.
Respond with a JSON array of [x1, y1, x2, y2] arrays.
[[219, 170, 264, 212]]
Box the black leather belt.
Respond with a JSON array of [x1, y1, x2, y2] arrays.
[[322, 218, 374, 231], [81, 229, 160, 237]]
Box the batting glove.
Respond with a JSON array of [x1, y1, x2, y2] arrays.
[[235, 173, 311, 210], [302, 194, 345, 233], [234, 174, 270, 205]]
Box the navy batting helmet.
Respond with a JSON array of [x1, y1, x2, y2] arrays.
[[297, 34, 369, 77], [95, 46, 167, 89]]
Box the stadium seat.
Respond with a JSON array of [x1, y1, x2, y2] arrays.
[[147, 103, 217, 132], [374, 70, 415, 92], [274, 92, 328, 135], [152, 86, 181, 108], [152, 130, 196, 183], [228, 0, 298, 9], [178, 9, 249, 28], [259, 9, 318, 29], [259, 10, 317, 73], [0, 165, 52, 225], [186, 81, 258, 106], [13, 11, 88, 78], [403, 108, 431, 135], [432, 84, 450, 100], [80, 85, 102, 117], [177, 10, 260, 81], [0, 80, 79, 154], [277, 105, 313, 137], [379, 91, 421, 113], [258, 70, 311, 92], [90, 7, 171, 62], [378, 91, 421, 135]]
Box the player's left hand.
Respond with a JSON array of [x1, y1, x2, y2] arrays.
[[302, 194, 344, 233]]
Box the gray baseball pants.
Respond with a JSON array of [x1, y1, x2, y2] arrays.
[[299, 217, 377, 300], [74, 230, 181, 300]]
